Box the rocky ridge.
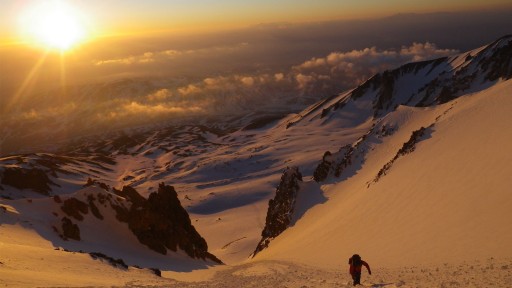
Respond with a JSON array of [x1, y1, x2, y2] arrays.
[[52, 183, 221, 263], [253, 167, 303, 256]]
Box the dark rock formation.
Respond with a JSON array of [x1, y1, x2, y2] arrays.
[[113, 185, 145, 205], [89, 252, 128, 269], [253, 167, 303, 256], [373, 71, 395, 115], [0, 153, 118, 196], [351, 74, 380, 100], [149, 268, 162, 277], [480, 35, 512, 81], [61, 198, 89, 221], [373, 126, 431, 184], [313, 151, 333, 182], [53, 195, 62, 203], [32, 154, 78, 176], [0, 167, 56, 195], [112, 184, 222, 263], [334, 145, 356, 178], [84, 178, 110, 191], [379, 124, 396, 137], [86, 194, 104, 220], [51, 184, 221, 263], [61, 217, 81, 240]]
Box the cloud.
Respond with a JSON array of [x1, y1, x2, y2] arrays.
[[4, 41, 460, 152], [14, 102, 79, 121], [159, 42, 459, 112], [400, 42, 459, 62], [93, 43, 250, 67], [240, 76, 255, 86], [289, 42, 459, 94], [94, 52, 156, 66], [178, 84, 202, 96], [274, 73, 285, 81], [147, 89, 172, 102], [122, 101, 203, 115], [12, 42, 460, 126], [86, 98, 206, 126], [295, 73, 314, 90]]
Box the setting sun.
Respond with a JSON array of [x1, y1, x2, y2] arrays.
[[19, 0, 86, 51]]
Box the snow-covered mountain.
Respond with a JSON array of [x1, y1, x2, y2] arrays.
[[1, 35, 512, 287], [252, 36, 512, 267]]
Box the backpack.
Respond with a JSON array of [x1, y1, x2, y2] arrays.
[[349, 254, 362, 266]]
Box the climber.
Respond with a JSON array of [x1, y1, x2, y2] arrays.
[[348, 254, 371, 286]]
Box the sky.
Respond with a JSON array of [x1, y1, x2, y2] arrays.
[[1, 0, 512, 39], [1, 0, 512, 154], [76, 0, 512, 34]]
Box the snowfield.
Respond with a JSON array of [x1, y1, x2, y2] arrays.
[[2, 37, 512, 287], [1, 227, 511, 288], [256, 80, 512, 268]]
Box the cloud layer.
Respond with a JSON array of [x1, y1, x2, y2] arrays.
[[0, 42, 461, 155], [7, 42, 459, 126], [125, 42, 458, 113], [5, 7, 512, 154]]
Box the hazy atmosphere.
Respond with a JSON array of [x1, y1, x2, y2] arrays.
[[2, 1, 512, 155]]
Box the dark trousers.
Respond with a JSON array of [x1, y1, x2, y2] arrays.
[[352, 272, 361, 286]]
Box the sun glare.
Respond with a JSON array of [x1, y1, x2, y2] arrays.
[[20, 1, 87, 51]]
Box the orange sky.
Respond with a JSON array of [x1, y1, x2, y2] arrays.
[[1, 0, 512, 155], [2, 0, 512, 43]]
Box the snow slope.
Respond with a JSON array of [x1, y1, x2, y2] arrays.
[[1, 36, 512, 287], [255, 79, 512, 268], [0, 223, 174, 287]]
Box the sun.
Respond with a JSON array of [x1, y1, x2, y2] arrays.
[[20, 1, 87, 51]]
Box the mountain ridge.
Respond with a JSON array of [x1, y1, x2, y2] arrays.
[[1, 35, 512, 271]]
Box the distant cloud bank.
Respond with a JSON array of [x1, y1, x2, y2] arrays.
[[2, 8, 511, 153], [15, 42, 460, 124], [115, 42, 458, 114]]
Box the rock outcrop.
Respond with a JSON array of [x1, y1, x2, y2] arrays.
[[53, 183, 222, 263], [0, 167, 56, 195], [61, 217, 81, 240], [313, 151, 333, 182], [253, 167, 302, 256], [372, 126, 431, 184], [316, 36, 512, 122], [112, 183, 222, 263], [61, 198, 89, 221]]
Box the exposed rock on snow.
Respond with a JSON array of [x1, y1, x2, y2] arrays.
[[51, 184, 223, 263], [317, 35, 512, 122], [372, 125, 433, 184], [61, 197, 89, 221], [313, 151, 333, 182], [253, 167, 303, 256], [112, 183, 222, 263], [0, 153, 116, 198], [1, 167, 56, 195], [89, 252, 129, 270], [60, 216, 81, 240], [313, 131, 370, 183], [84, 177, 111, 192]]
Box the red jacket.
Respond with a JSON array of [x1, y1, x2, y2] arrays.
[[349, 260, 371, 275]]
